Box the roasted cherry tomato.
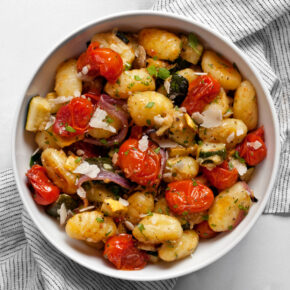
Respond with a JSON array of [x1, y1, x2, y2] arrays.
[[195, 221, 218, 239], [165, 180, 214, 215], [202, 161, 238, 190], [104, 234, 148, 270], [53, 97, 94, 138], [117, 138, 161, 187], [26, 165, 60, 205], [181, 75, 221, 115], [236, 126, 267, 166], [77, 41, 123, 83], [83, 93, 100, 104]]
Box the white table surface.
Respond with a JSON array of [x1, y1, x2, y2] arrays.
[[1, 1, 289, 289]]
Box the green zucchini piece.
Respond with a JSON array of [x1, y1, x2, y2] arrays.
[[46, 194, 78, 217]]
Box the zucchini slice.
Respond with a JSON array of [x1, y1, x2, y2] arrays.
[[197, 142, 226, 169], [25, 96, 51, 132]]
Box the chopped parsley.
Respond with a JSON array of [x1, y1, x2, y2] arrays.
[[124, 63, 131, 70], [75, 157, 82, 163], [145, 102, 155, 108], [100, 139, 107, 145], [147, 211, 153, 216], [138, 223, 145, 233], [105, 116, 114, 124], [202, 214, 209, 221], [124, 150, 129, 155], [233, 150, 245, 163], [157, 67, 170, 80], [65, 125, 76, 133], [153, 56, 158, 60], [154, 147, 161, 154], [147, 65, 157, 77], [228, 225, 233, 230], [192, 179, 198, 186], [188, 33, 201, 55], [134, 75, 142, 81], [96, 217, 104, 223], [146, 119, 151, 125], [105, 230, 112, 237]]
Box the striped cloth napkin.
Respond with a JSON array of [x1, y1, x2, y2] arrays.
[[1, 1, 289, 289]]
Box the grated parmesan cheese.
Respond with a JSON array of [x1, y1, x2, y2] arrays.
[[76, 186, 87, 199], [124, 220, 135, 231], [76, 149, 85, 156], [112, 152, 118, 165], [57, 203, 67, 226], [73, 161, 100, 178], [226, 132, 235, 143], [236, 129, 244, 136], [44, 115, 56, 130], [192, 109, 222, 128], [103, 163, 113, 170], [138, 135, 149, 152], [118, 197, 129, 207], [89, 107, 116, 133], [153, 114, 165, 126], [247, 141, 262, 150], [73, 90, 81, 97], [79, 205, 95, 212], [229, 157, 247, 176]]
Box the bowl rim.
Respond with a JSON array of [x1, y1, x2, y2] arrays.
[[12, 10, 280, 281]]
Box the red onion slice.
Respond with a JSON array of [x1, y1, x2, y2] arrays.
[[84, 94, 129, 146], [77, 169, 131, 190]]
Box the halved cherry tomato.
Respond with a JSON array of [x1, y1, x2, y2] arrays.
[[181, 75, 221, 115], [53, 97, 94, 138], [77, 41, 123, 83], [195, 221, 218, 239], [202, 161, 238, 190], [117, 138, 161, 187], [165, 180, 214, 215], [236, 126, 267, 166], [104, 234, 148, 270], [26, 165, 60, 205]]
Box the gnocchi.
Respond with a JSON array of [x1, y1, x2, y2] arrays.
[[25, 27, 267, 271]]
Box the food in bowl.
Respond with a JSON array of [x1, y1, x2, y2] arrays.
[[24, 27, 267, 270]]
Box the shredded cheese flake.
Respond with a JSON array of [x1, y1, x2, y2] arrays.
[[76, 149, 85, 156], [153, 114, 165, 126], [192, 109, 222, 128], [73, 161, 100, 178], [89, 107, 116, 133], [44, 115, 56, 130], [118, 197, 129, 207], [236, 129, 244, 136], [49, 95, 74, 104], [138, 135, 149, 152], [76, 186, 87, 199], [226, 132, 235, 143], [229, 157, 247, 176], [124, 220, 135, 231], [57, 203, 67, 226], [247, 141, 262, 150]]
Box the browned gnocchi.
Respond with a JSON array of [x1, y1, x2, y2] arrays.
[[25, 27, 267, 271]]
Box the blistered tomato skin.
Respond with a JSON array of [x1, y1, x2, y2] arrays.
[[26, 165, 60, 205], [117, 138, 161, 187], [53, 97, 94, 138], [236, 126, 267, 166], [181, 75, 221, 115], [77, 41, 123, 83], [203, 161, 239, 190], [104, 234, 148, 270], [165, 180, 214, 215], [195, 221, 218, 239]]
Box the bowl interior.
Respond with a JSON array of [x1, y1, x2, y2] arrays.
[[13, 11, 279, 281]]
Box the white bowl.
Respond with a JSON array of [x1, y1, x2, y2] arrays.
[[12, 11, 280, 281]]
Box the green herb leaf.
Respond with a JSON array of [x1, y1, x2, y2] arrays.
[[105, 230, 112, 237], [154, 147, 160, 154], [153, 56, 158, 60], [188, 33, 201, 55], [96, 217, 104, 223], [124, 150, 129, 155], [138, 223, 145, 233], [147, 211, 153, 216], [124, 63, 131, 71], [100, 139, 108, 145], [134, 75, 142, 81], [233, 151, 245, 163], [157, 67, 170, 80], [146, 119, 151, 125], [105, 116, 114, 124], [147, 65, 157, 77], [202, 214, 209, 221], [228, 225, 233, 230], [145, 102, 155, 108], [75, 157, 82, 164], [65, 125, 76, 133]]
